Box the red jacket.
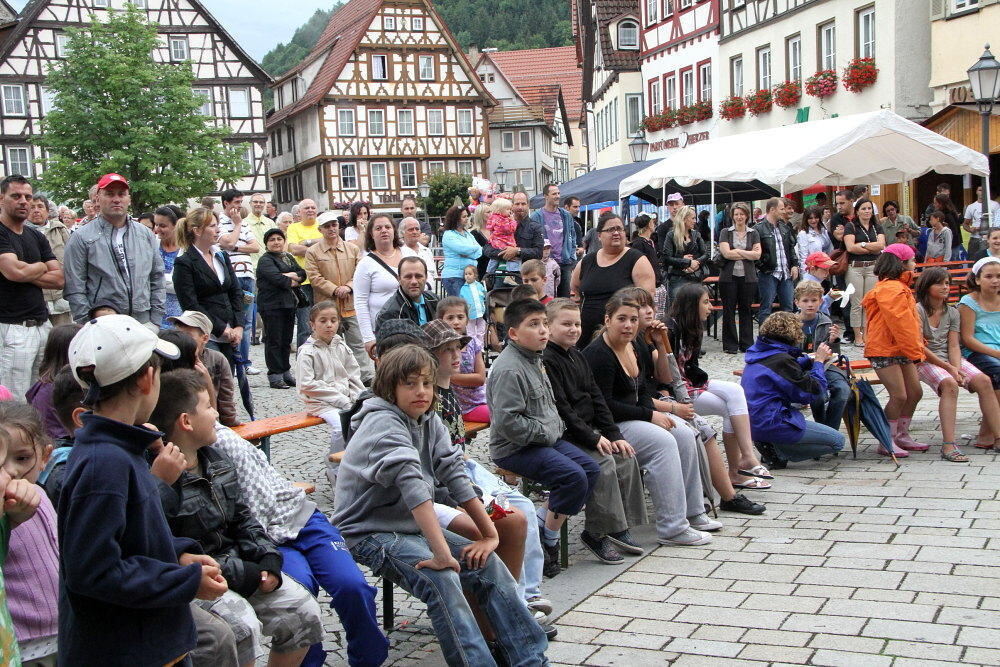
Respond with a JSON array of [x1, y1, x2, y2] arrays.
[[861, 276, 924, 361]]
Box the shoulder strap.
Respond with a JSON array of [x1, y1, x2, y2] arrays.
[[368, 252, 398, 278]]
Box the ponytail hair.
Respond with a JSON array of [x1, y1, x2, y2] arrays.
[[176, 207, 216, 250]]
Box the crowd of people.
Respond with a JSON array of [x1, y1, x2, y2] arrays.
[[0, 170, 998, 666]]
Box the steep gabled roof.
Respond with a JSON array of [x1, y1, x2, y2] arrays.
[[596, 0, 639, 72], [488, 46, 583, 122], [0, 0, 271, 82]]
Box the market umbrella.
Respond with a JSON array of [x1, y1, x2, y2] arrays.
[[842, 369, 899, 465]]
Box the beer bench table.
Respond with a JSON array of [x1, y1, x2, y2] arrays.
[[732, 358, 880, 384]]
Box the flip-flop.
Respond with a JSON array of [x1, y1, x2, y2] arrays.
[[732, 477, 772, 490], [738, 465, 774, 480]]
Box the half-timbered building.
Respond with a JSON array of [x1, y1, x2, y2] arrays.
[[266, 0, 495, 212], [0, 0, 272, 193], [641, 0, 719, 159]]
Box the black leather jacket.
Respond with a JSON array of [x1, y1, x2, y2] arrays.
[[159, 446, 282, 597], [661, 229, 708, 279], [374, 286, 439, 336], [756, 218, 798, 275]]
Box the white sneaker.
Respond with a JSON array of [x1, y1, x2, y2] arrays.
[[245, 365, 262, 375], [526, 596, 553, 616], [532, 609, 551, 625], [688, 514, 723, 532], [658, 528, 713, 546]]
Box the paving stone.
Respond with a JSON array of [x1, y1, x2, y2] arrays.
[[620, 618, 697, 638], [850, 587, 915, 603], [807, 633, 886, 653], [545, 641, 598, 665], [810, 649, 893, 667], [664, 637, 743, 658], [594, 580, 673, 602], [901, 572, 988, 596], [559, 611, 628, 631], [585, 645, 680, 665], [711, 562, 803, 583], [821, 598, 937, 622], [573, 597, 682, 622], [792, 583, 855, 599], [688, 624, 746, 642], [883, 639, 964, 661], [782, 613, 866, 635], [740, 628, 811, 647], [675, 605, 787, 629], [670, 655, 764, 667], [667, 588, 748, 608], [862, 618, 958, 644], [592, 629, 667, 650], [629, 555, 720, 577], [794, 566, 903, 589], [963, 647, 1000, 664], [936, 606, 1000, 628], [737, 643, 814, 664], [740, 593, 825, 613], [826, 541, 918, 559]]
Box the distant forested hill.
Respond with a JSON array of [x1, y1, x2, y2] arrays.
[[260, 0, 571, 81]]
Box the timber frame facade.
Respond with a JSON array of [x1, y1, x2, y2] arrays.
[[0, 0, 272, 193], [266, 0, 496, 212]]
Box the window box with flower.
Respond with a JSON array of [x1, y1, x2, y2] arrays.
[[719, 96, 746, 121], [772, 80, 801, 108], [842, 57, 878, 93], [805, 69, 838, 98], [744, 89, 772, 116]]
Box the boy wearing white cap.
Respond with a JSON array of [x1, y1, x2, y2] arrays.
[[57, 315, 228, 665]]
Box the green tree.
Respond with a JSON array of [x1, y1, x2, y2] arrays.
[[34, 5, 246, 212], [419, 172, 471, 217]]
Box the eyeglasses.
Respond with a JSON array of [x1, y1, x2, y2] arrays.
[[601, 226, 625, 234]]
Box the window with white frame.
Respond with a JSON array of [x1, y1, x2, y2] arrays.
[[665, 75, 677, 109], [681, 70, 694, 106], [646, 0, 657, 24], [501, 131, 514, 151], [458, 160, 473, 176], [169, 36, 189, 62], [7, 147, 31, 176], [418, 55, 434, 81], [626, 93, 642, 136], [400, 161, 417, 187], [731, 56, 744, 96], [698, 63, 711, 102], [40, 86, 56, 115], [618, 21, 639, 48], [819, 21, 836, 70], [757, 46, 771, 90], [397, 109, 414, 135], [370, 162, 388, 189], [518, 130, 532, 150], [786, 35, 802, 81], [340, 163, 358, 190], [457, 109, 473, 135], [93, 0, 109, 7], [384, 16, 396, 30], [857, 6, 875, 59], [663, 0, 674, 15], [954, 0, 979, 9], [680, 0, 692, 7], [368, 109, 385, 136], [519, 169, 535, 191], [427, 109, 444, 135], [228, 88, 250, 118], [412, 16, 425, 31], [372, 54, 388, 80], [133, 0, 147, 8], [55, 33, 69, 57], [650, 80, 661, 115], [1, 85, 25, 116], [338, 109, 356, 136], [193, 87, 212, 116], [241, 145, 253, 173], [428, 161, 445, 174]]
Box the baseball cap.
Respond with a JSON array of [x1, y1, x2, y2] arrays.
[[543, 237, 552, 247], [882, 243, 915, 262], [805, 251, 836, 269], [666, 192, 683, 203], [96, 173, 129, 190], [167, 310, 213, 336], [317, 210, 340, 227], [423, 319, 471, 351], [375, 318, 432, 356], [69, 314, 179, 393]]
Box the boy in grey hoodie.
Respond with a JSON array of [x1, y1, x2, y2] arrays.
[[333, 344, 548, 666], [794, 281, 850, 432]]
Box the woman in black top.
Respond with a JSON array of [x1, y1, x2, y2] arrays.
[[932, 193, 963, 259], [717, 203, 761, 354], [173, 207, 244, 369], [571, 212, 655, 346], [843, 197, 886, 347], [661, 205, 708, 296], [255, 228, 306, 388], [629, 214, 661, 287]]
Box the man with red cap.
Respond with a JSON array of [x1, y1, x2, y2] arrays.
[[63, 173, 165, 330]]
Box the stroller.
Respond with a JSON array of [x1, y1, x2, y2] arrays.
[[484, 269, 522, 360]]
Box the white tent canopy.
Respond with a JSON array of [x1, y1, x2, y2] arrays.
[[619, 109, 990, 199]]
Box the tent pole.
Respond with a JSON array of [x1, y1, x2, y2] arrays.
[[710, 182, 716, 259], [662, 183, 666, 221]]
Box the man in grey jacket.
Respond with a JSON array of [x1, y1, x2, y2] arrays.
[[63, 173, 165, 330]]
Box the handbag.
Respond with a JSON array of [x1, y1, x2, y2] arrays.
[[280, 252, 309, 308], [829, 248, 848, 276]]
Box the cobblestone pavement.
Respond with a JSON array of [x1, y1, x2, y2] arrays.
[[245, 329, 999, 666]]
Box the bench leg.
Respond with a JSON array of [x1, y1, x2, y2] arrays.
[[560, 522, 569, 569], [382, 578, 394, 631], [259, 436, 271, 461]]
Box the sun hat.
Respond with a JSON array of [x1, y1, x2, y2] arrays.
[[422, 319, 471, 350]]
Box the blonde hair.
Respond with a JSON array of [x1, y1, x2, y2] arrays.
[[545, 297, 579, 322], [793, 281, 825, 301], [470, 203, 491, 231], [490, 197, 512, 216], [672, 205, 695, 245], [759, 312, 804, 346], [176, 207, 216, 249]]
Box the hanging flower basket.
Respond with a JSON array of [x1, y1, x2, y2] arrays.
[[772, 80, 802, 108], [843, 57, 878, 93], [745, 89, 772, 116], [719, 96, 746, 120], [642, 108, 678, 132], [805, 69, 838, 98]]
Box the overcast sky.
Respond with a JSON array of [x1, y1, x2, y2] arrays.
[[9, 0, 335, 62]]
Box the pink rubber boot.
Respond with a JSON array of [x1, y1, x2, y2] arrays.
[[877, 420, 910, 458], [895, 417, 930, 452]]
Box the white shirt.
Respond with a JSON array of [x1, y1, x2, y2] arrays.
[[963, 200, 1000, 236], [218, 214, 257, 279], [113, 225, 130, 281], [353, 254, 402, 342]]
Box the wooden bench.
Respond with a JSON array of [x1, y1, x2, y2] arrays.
[[733, 358, 881, 384], [232, 411, 325, 459]]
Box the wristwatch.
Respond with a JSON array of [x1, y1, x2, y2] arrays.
[[860, 241, 868, 249]]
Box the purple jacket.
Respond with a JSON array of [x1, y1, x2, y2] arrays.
[[25, 380, 70, 440]]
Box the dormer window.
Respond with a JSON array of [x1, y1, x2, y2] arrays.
[[618, 20, 639, 49]]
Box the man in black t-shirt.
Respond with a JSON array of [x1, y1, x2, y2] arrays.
[[0, 174, 63, 398]]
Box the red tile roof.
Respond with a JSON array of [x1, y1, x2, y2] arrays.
[[489, 46, 584, 121], [596, 0, 640, 72]]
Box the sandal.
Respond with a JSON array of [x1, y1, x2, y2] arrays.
[[732, 476, 772, 490], [738, 465, 774, 480], [940, 443, 969, 463]]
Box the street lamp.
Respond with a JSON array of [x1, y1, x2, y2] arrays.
[[417, 179, 430, 199], [968, 44, 1000, 228], [629, 130, 649, 163], [494, 164, 508, 192], [417, 179, 431, 239]]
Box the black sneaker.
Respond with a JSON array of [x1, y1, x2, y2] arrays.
[[282, 371, 297, 387], [756, 442, 788, 470], [539, 525, 561, 578], [268, 375, 289, 389], [720, 493, 766, 515], [581, 531, 624, 564], [606, 529, 645, 555], [541, 623, 557, 641]]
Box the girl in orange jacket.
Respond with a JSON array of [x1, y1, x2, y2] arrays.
[[861, 244, 926, 458]]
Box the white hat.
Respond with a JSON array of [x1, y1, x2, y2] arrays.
[[543, 237, 552, 247], [317, 210, 341, 226], [69, 314, 179, 392]]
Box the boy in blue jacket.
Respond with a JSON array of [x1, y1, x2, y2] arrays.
[[740, 312, 846, 465], [59, 315, 228, 666]]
